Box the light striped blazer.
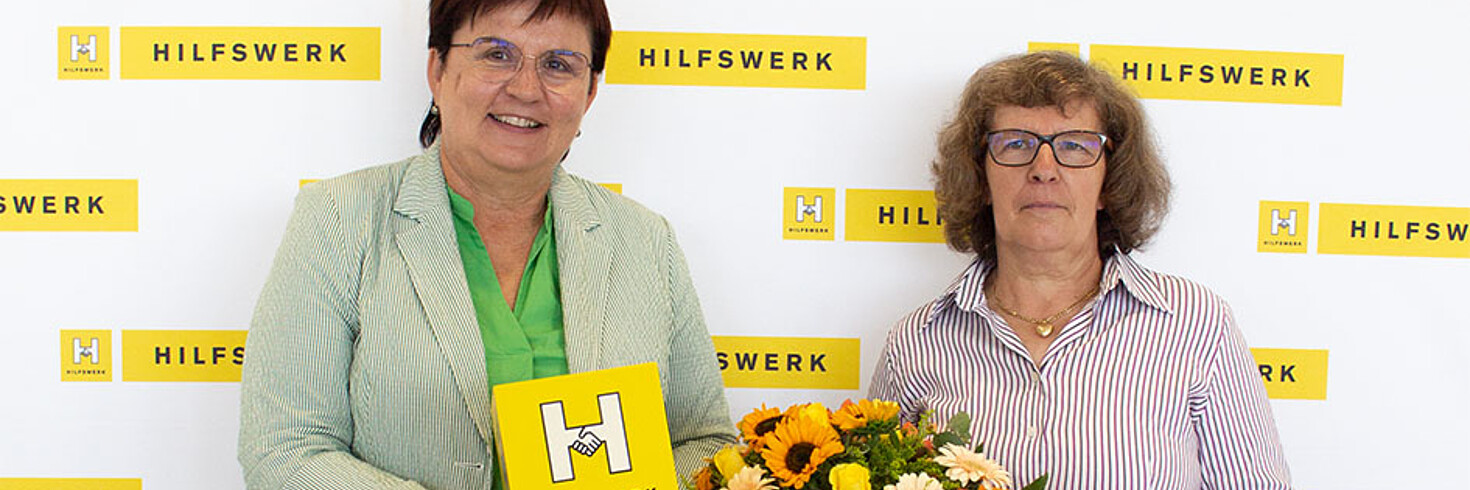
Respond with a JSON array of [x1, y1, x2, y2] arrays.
[[238, 147, 736, 490]]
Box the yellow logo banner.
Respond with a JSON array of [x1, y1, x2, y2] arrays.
[[60, 330, 112, 382], [492, 363, 675, 490], [120, 27, 380, 80], [58, 27, 110, 80], [1258, 201, 1309, 254], [783, 187, 836, 240], [1027, 41, 1080, 56], [1317, 203, 1470, 258], [121, 330, 247, 382], [713, 336, 860, 390], [1089, 44, 1343, 105], [0, 180, 137, 232], [845, 189, 944, 243], [606, 31, 865, 89], [1251, 348, 1329, 400], [0, 478, 141, 490]]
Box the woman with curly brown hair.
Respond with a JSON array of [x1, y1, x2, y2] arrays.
[[869, 51, 1291, 489]]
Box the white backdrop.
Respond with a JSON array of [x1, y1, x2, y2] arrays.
[[5, 0, 1469, 488]]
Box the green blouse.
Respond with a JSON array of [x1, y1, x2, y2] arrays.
[[448, 187, 569, 487]]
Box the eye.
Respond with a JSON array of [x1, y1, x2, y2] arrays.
[[1001, 138, 1033, 151], [480, 46, 515, 62], [541, 55, 573, 74], [1057, 140, 1085, 152]]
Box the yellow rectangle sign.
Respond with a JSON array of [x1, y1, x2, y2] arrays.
[[492, 363, 675, 490], [1317, 203, 1470, 258], [0, 478, 141, 490], [1251, 348, 1329, 400], [845, 189, 944, 243], [713, 336, 859, 390], [1089, 44, 1343, 105], [606, 31, 865, 89], [121, 329, 247, 382], [1028, 41, 1080, 56], [0, 180, 137, 232], [60, 330, 113, 382], [120, 27, 380, 80]]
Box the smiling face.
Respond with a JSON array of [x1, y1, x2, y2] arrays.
[[428, 1, 597, 181], [985, 101, 1107, 258]]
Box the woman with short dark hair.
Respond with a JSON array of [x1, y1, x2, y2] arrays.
[[238, 1, 736, 488]]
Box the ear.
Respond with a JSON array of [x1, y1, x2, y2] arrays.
[[427, 48, 445, 103], [583, 75, 600, 112]]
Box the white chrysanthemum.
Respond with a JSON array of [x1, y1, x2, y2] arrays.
[[934, 443, 1014, 489], [723, 465, 777, 490], [882, 472, 943, 490]]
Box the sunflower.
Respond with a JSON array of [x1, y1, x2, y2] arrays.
[[834, 399, 902, 430], [738, 404, 784, 449], [759, 413, 844, 489]]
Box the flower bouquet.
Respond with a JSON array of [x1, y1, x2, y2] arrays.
[[688, 399, 1046, 490]]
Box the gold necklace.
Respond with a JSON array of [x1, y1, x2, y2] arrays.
[[987, 285, 1100, 338]]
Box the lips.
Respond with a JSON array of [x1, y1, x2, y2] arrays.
[[490, 113, 543, 129], [1021, 200, 1067, 211]]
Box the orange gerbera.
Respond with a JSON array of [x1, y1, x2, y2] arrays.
[[833, 399, 902, 430], [759, 413, 844, 489], [738, 404, 784, 449]]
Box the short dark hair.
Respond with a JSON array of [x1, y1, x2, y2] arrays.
[[419, 0, 612, 148], [933, 51, 1171, 261]]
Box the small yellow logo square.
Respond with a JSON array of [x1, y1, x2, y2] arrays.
[[783, 187, 835, 240], [61, 329, 112, 382], [58, 27, 109, 80], [1258, 201, 1309, 253]]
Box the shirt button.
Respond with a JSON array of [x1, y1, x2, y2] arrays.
[[1027, 425, 1037, 438]]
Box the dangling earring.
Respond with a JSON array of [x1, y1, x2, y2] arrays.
[[576, 129, 582, 138]]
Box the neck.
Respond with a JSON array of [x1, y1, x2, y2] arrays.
[[441, 150, 553, 227], [988, 243, 1103, 314]]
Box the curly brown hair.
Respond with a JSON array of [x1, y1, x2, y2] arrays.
[[933, 51, 1171, 261]]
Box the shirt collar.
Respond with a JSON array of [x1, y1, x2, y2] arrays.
[[922, 249, 1173, 329]]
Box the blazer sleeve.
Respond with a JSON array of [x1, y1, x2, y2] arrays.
[[657, 220, 740, 479], [238, 184, 427, 490]]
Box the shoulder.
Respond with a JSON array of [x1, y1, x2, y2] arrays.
[[299, 152, 422, 217], [1114, 253, 1234, 327]]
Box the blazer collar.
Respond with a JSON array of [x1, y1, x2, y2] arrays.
[[547, 166, 611, 374]]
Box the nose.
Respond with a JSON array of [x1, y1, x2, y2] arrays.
[[1027, 143, 1061, 183], [503, 59, 543, 101]]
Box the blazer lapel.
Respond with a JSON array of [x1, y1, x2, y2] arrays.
[[549, 167, 611, 373], [392, 150, 496, 445]]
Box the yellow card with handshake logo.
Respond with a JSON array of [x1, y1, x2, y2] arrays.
[[491, 362, 677, 490]]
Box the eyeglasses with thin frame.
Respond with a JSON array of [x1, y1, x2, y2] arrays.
[[446, 36, 592, 93], [982, 129, 1111, 168]]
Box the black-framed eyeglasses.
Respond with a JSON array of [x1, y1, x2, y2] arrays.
[[982, 129, 1111, 168], [446, 37, 592, 93]]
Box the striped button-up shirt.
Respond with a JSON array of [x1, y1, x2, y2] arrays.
[[869, 252, 1292, 489]]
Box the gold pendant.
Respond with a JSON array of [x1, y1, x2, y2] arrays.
[[1035, 322, 1054, 338]]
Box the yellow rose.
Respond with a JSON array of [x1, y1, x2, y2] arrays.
[[712, 445, 746, 484], [798, 402, 831, 425], [828, 463, 870, 490]]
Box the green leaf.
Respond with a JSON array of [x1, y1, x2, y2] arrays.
[[1020, 473, 1050, 490], [931, 431, 964, 449], [946, 412, 972, 438]]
